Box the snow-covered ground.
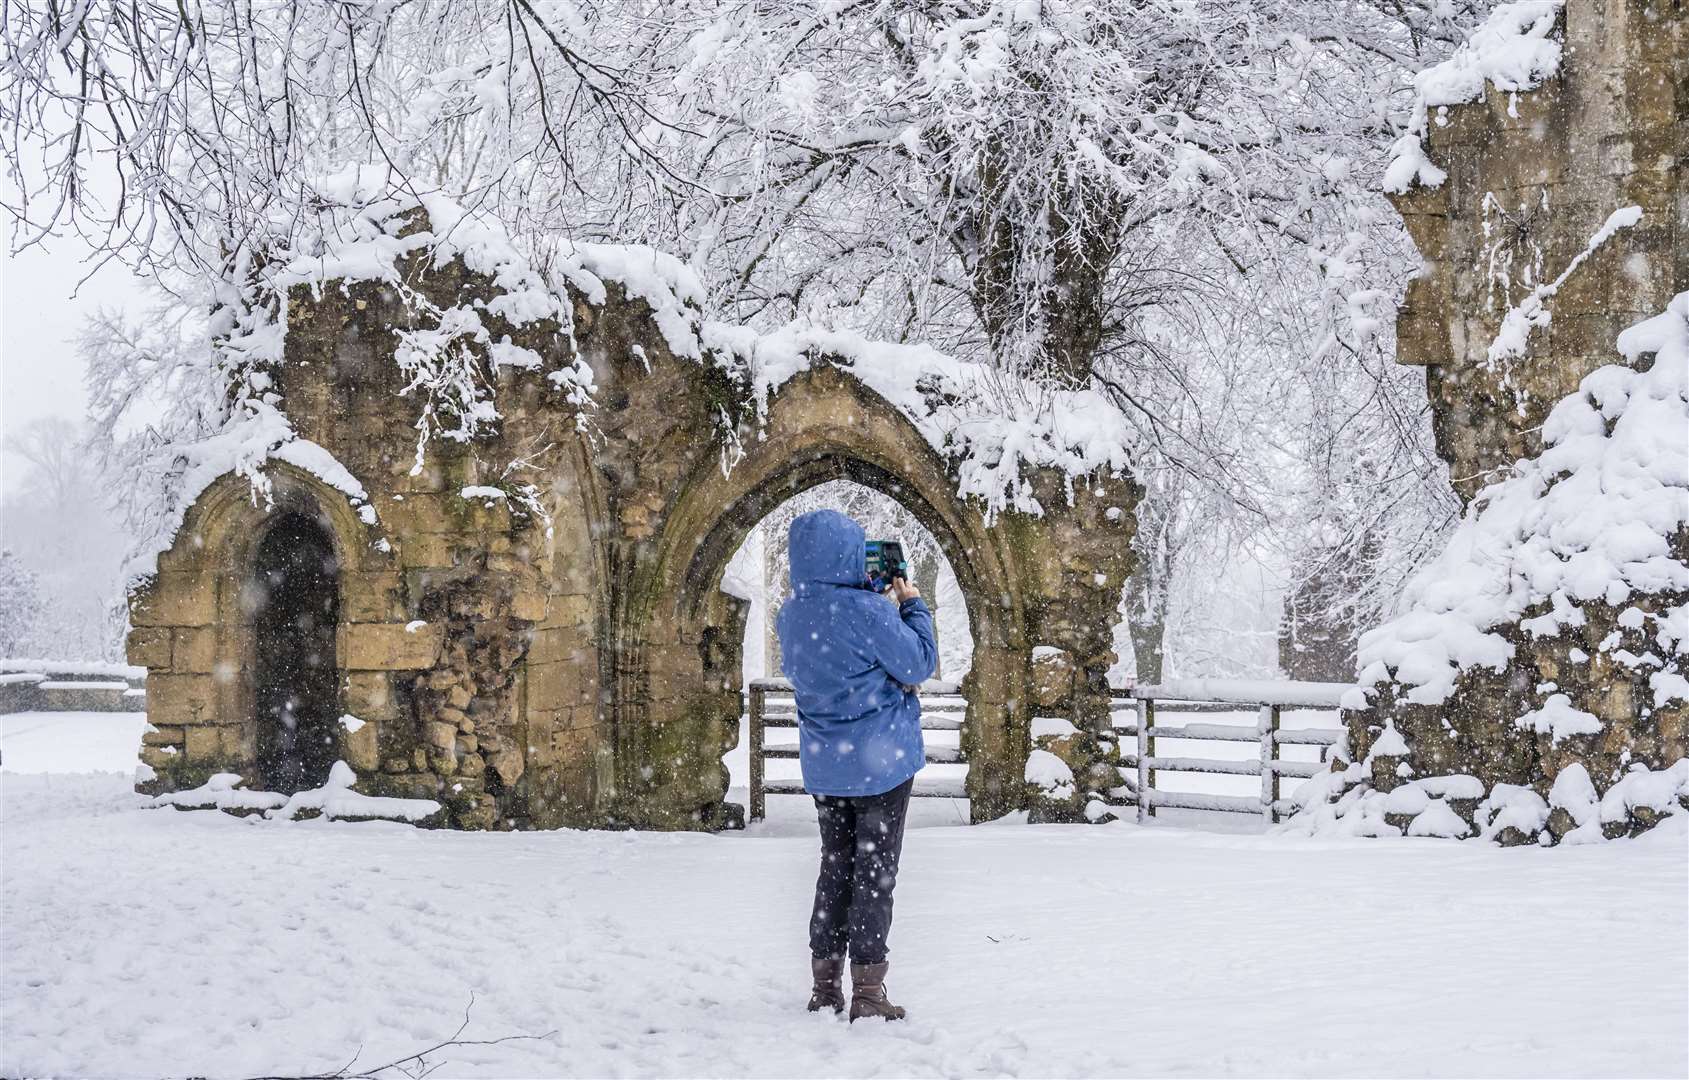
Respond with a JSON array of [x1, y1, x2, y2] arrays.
[[0, 710, 149, 773], [3, 712, 1686, 1078]]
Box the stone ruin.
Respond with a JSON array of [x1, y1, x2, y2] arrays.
[[128, 218, 1137, 830], [1390, 0, 1684, 500], [1305, 0, 1689, 843], [130, 0, 1684, 841]]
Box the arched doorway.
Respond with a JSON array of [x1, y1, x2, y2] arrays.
[[614, 368, 1040, 831], [720, 477, 976, 820], [249, 512, 341, 793], [669, 447, 1022, 822], [725, 478, 974, 684]]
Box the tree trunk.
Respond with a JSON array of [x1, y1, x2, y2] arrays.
[[914, 550, 940, 680], [1127, 610, 1166, 686], [764, 530, 787, 677]]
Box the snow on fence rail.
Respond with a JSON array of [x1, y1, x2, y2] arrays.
[[746, 677, 965, 821], [1119, 680, 1353, 823], [1129, 678, 1354, 708], [0, 660, 146, 714]]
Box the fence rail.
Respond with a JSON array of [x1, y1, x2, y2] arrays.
[[745, 675, 1351, 824], [747, 677, 965, 822]]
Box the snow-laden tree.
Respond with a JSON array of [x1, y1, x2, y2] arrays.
[[5, 415, 87, 511], [0, 419, 130, 660], [4, 0, 1489, 365], [3, 0, 1481, 668], [0, 548, 41, 656]]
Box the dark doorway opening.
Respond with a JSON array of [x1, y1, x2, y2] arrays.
[[252, 512, 341, 793]]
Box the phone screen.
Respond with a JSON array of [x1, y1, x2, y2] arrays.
[[865, 540, 907, 590]]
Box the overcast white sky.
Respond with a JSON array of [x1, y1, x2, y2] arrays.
[[0, 234, 149, 500], [2, 121, 154, 503]]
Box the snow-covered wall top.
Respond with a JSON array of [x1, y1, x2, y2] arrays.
[[1383, 1, 1564, 194], [699, 322, 1134, 517], [292, 167, 1136, 517], [0, 658, 146, 680], [128, 167, 1139, 586], [122, 403, 378, 588], [1352, 292, 1689, 706]]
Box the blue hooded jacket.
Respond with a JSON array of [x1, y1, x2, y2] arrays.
[[775, 509, 938, 798]]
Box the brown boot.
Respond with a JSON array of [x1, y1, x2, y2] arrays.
[[808, 956, 845, 1013], [849, 961, 906, 1022]]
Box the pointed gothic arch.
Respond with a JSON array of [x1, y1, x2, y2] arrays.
[[612, 365, 1035, 825]]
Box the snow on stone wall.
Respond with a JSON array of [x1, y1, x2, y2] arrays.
[[1351, 293, 1689, 709], [122, 402, 380, 587], [132, 176, 1141, 583], [1293, 293, 1689, 845], [279, 177, 1139, 518], [1383, 1, 1564, 195], [280, 171, 1140, 520]]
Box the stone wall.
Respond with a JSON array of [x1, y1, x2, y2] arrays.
[[1325, 0, 1689, 843], [1390, 0, 1686, 499], [130, 237, 1139, 829]]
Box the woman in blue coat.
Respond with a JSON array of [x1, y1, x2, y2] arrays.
[[776, 508, 938, 1022]]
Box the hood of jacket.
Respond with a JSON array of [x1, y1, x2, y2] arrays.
[[788, 509, 867, 591]]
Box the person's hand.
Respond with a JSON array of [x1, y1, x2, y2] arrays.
[[887, 577, 920, 604]]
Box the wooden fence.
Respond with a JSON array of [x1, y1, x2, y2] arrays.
[[747, 675, 1351, 824], [746, 677, 965, 822], [1118, 679, 1350, 823]]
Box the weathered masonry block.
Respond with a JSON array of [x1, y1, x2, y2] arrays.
[[1389, 0, 1686, 500], [130, 227, 1138, 830]]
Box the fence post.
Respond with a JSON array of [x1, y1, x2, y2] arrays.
[[1145, 698, 1157, 817], [749, 683, 766, 824], [1269, 704, 1282, 821], [1258, 703, 1279, 823], [1135, 696, 1150, 824]]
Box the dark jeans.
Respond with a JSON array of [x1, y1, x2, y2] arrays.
[[809, 776, 914, 964]]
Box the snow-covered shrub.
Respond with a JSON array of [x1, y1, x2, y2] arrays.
[[1282, 759, 1689, 845], [1475, 784, 1550, 845], [1597, 760, 1689, 836], [1278, 771, 1400, 839], [1290, 294, 1689, 844]]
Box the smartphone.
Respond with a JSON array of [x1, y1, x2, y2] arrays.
[[865, 539, 908, 592]]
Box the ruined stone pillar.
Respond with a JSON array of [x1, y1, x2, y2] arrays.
[[1389, 0, 1686, 500], [1321, 0, 1689, 842], [1002, 473, 1139, 822]]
